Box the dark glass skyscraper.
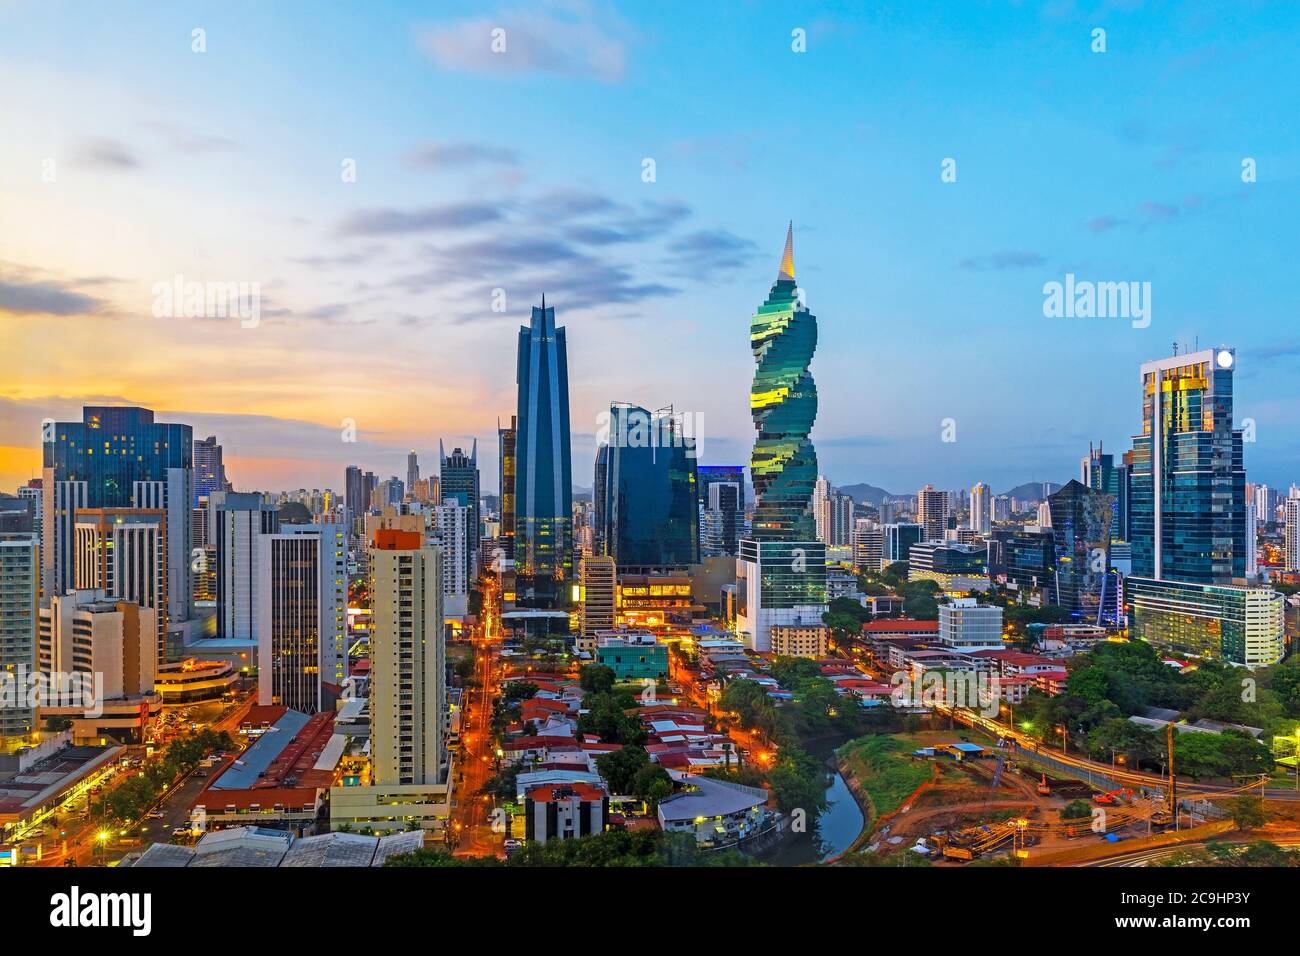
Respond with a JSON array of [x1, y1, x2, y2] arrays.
[[440, 440, 480, 580], [1082, 441, 1130, 542], [595, 403, 699, 572], [1048, 479, 1119, 625], [698, 465, 745, 557], [1128, 348, 1246, 584], [514, 299, 573, 608], [43, 406, 193, 622], [750, 224, 819, 541]]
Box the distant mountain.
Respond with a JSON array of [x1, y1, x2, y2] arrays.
[[836, 483, 898, 506], [999, 481, 1063, 501]]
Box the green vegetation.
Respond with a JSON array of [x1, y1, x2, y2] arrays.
[[97, 729, 234, 824], [385, 829, 760, 867], [1225, 794, 1268, 829], [822, 596, 872, 643], [1155, 841, 1300, 867], [578, 686, 647, 746], [837, 735, 932, 825], [594, 746, 672, 806], [1060, 799, 1092, 821], [579, 663, 616, 695], [1012, 639, 1277, 780]]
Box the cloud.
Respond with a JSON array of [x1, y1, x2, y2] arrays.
[[404, 141, 520, 169], [139, 120, 236, 154], [957, 250, 1046, 271], [0, 264, 110, 317], [337, 202, 504, 236], [663, 229, 757, 279], [1085, 214, 1125, 233], [417, 5, 631, 82], [72, 137, 141, 170]]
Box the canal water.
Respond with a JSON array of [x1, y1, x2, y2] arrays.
[[764, 740, 866, 866]]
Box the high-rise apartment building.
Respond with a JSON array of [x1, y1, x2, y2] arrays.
[[369, 530, 446, 787], [917, 484, 949, 542], [0, 534, 39, 746], [498, 415, 517, 560], [40, 589, 157, 702], [439, 442, 480, 583], [434, 498, 472, 617], [210, 491, 279, 642], [969, 482, 991, 535], [1286, 491, 1300, 571], [698, 465, 745, 558], [406, 450, 420, 496], [74, 508, 168, 663], [514, 300, 574, 608], [1128, 348, 1246, 584]]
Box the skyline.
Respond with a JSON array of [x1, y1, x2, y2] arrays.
[[3, 1, 1300, 495]]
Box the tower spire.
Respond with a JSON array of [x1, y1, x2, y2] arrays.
[[778, 221, 795, 281]]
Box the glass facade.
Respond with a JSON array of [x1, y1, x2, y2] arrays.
[[45, 405, 192, 507], [514, 301, 573, 608], [698, 465, 745, 557], [439, 440, 480, 581], [1129, 350, 1246, 584], [1127, 576, 1284, 666], [988, 528, 1055, 593], [739, 539, 827, 609], [1048, 479, 1119, 625], [596, 404, 698, 571], [749, 225, 818, 542]]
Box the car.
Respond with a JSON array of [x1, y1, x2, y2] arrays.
[[147, 810, 164, 819]]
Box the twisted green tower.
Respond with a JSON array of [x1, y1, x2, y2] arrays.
[[750, 223, 818, 541]]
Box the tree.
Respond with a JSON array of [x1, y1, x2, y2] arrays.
[[579, 664, 616, 695], [630, 764, 673, 808], [596, 746, 650, 794], [1225, 795, 1267, 830]]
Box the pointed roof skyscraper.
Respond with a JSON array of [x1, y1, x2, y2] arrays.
[[777, 220, 795, 282]]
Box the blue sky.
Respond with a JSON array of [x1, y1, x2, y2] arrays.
[[1, 0, 1298, 495]]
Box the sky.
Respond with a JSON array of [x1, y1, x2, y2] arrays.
[[2, 0, 1299, 497]]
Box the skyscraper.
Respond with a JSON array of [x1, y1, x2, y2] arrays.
[[749, 225, 818, 542], [737, 225, 827, 651], [579, 554, 617, 639], [594, 403, 699, 572], [406, 450, 420, 496], [1286, 491, 1300, 571], [1048, 480, 1119, 626], [193, 435, 228, 505], [0, 534, 39, 747], [498, 415, 517, 559], [969, 481, 991, 535], [1128, 348, 1246, 584], [74, 508, 168, 663], [514, 299, 573, 608], [813, 475, 833, 543], [210, 491, 279, 642], [1082, 441, 1130, 542], [697, 465, 745, 557], [440, 441, 480, 584], [43, 406, 193, 624], [369, 529, 445, 787], [917, 484, 949, 542]]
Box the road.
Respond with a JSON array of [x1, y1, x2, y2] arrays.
[[452, 578, 504, 857]]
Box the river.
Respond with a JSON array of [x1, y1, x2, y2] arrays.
[[764, 739, 866, 866]]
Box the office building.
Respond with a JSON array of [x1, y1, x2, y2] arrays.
[[439, 442, 480, 582], [280, 522, 348, 691], [0, 534, 39, 747], [595, 403, 699, 572], [1081, 441, 1130, 541], [853, 519, 884, 572], [1047, 480, 1119, 626], [595, 632, 668, 681], [43, 406, 192, 628], [698, 465, 745, 557], [1129, 348, 1246, 584], [737, 226, 827, 650], [938, 598, 1003, 651], [1127, 577, 1284, 667], [193, 435, 228, 505], [39, 589, 157, 703], [908, 541, 987, 590], [578, 555, 616, 642], [256, 529, 330, 713], [988, 527, 1055, 598], [514, 300, 573, 608], [883, 522, 923, 567], [369, 530, 446, 787]]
